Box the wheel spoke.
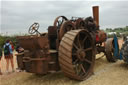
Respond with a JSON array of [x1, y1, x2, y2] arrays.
[[84, 47, 92, 52], [82, 36, 87, 45], [80, 64, 86, 73], [84, 58, 92, 64], [30, 29, 34, 33], [35, 25, 39, 28], [61, 18, 64, 24], [73, 43, 79, 50], [35, 25, 37, 27], [75, 65, 81, 75], [35, 27, 38, 30], [77, 34, 82, 48], [72, 53, 77, 56], [57, 21, 60, 26], [33, 24, 36, 27], [73, 59, 79, 65]]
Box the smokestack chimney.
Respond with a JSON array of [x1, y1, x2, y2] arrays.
[[93, 6, 99, 29]]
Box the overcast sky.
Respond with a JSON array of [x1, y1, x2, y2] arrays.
[[0, 0, 128, 35]]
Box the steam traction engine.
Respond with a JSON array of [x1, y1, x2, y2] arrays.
[[17, 6, 119, 80]]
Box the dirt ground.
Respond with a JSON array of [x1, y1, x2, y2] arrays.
[[0, 39, 128, 85]]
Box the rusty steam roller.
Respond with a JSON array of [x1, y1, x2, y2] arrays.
[[16, 6, 119, 80]]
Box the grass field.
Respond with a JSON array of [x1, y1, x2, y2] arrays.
[[1, 39, 128, 85]]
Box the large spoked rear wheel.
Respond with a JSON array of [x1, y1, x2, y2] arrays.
[[59, 29, 95, 80]]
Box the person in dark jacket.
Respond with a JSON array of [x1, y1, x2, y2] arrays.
[[15, 43, 24, 72]]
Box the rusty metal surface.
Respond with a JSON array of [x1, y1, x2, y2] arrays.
[[59, 21, 76, 40], [48, 51, 60, 71], [17, 36, 49, 50], [59, 29, 95, 80], [75, 18, 85, 29], [53, 16, 68, 27], [48, 26, 57, 49], [21, 48, 50, 74], [17, 54, 25, 70], [93, 6, 99, 29], [105, 38, 117, 62], [84, 17, 97, 31], [96, 30, 107, 43], [23, 57, 47, 62], [17, 35, 50, 74], [23, 57, 49, 74], [48, 26, 57, 36]]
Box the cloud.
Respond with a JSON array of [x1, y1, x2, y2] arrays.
[[1, 0, 128, 35]]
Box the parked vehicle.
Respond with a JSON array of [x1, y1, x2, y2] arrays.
[[16, 6, 119, 80]]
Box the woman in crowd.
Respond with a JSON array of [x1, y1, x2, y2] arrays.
[[3, 40, 14, 73]]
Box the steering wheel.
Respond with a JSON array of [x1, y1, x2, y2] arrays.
[[28, 22, 39, 34]]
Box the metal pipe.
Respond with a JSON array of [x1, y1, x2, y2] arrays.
[[93, 6, 99, 29]]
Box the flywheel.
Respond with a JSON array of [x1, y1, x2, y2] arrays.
[[59, 29, 95, 80], [59, 21, 76, 40]]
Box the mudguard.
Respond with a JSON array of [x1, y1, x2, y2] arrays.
[[113, 34, 119, 59]]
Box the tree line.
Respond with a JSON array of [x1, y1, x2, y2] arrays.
[[105, 26, 128, 37], [0, 35, 17, 48], [105, 26, 128, 33], [0, 26, 128, 47]]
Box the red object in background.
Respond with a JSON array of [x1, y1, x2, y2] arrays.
[[96, 34, 100, 42], [11, 45, 14, 51], [96, 30, 107, 43]]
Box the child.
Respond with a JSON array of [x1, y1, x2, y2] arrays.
[[15, 43, 24, 71]]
